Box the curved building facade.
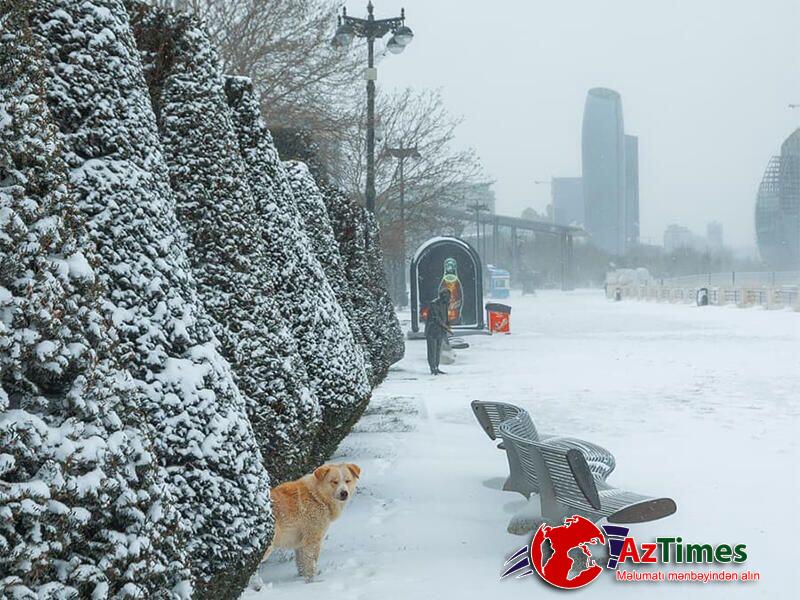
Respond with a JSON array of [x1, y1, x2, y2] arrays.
[[755, 129, 800, 269], [582, 88, 626, 255]]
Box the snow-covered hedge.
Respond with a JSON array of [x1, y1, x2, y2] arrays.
[[28, 1, 273, 597], [128, 4, 320, 485], [284, 160, 374, 384], [322, 187, 405, 385], [271, 129, 405, 386], [1, 4, 187, 596], [2, 0, 405, 595], [222, 76, 371, 464]]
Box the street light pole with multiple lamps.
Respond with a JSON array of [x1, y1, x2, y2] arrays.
[[332, 2, 414, 213]]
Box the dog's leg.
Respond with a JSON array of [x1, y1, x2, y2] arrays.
[[295, 548, 311, 580], [297, 537, 323, 582], [301, 537, 323, 582], [249, 543, 274, 591]]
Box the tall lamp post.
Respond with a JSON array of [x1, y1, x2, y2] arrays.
[[384, 143, 420, 307], [467, 202, 489, 261], [332, 2, 414, 213]]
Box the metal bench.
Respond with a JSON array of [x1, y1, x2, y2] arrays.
[[499, 415, 676, 532], [471, 401, 615, 497]]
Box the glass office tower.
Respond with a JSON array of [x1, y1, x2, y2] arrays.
[[582, 88, 626, 255], [624, 134, 640, 246]]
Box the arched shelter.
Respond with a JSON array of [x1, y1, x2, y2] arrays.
[[410, 236, 484, 333]]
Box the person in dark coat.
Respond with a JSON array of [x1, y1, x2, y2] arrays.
[[425, 288, 451, 375]]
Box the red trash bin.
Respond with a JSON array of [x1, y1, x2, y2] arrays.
[[486, 302, 511, 334]]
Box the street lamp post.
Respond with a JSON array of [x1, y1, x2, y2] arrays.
[[333, 2, 413, 213], [384, 143, 420, 307], [466, 202, 489, 261]]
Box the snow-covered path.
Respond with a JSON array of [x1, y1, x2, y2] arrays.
[[244, 290, 799, 599]]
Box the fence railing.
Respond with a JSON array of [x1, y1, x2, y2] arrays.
[[657, 271, 799, 288], [611, 271, 799, 310]]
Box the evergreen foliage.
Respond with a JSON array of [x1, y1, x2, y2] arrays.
[[222, 76, 371, 463], [127, 4, 320, 486], [283, 160, 374, 383], [1, 3, 188, 596], [321, 187, 405, 385], [28, 1, 273, 597]]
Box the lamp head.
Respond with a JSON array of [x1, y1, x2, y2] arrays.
[[393, 25, 413, 46], [333, 21, 355, 47], [386, 36, 405, 54]]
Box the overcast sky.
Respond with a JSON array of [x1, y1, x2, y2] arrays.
[[342, 0, 799, 248]]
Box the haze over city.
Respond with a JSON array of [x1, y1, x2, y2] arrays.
[[362, 0, 800, 248]]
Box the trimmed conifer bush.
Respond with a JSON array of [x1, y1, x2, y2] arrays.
[[322, 187, 405, 385], [29, 1, 273, 597], [1, 4, 188, 596], [222, 76, 372, 463], [127, 3, 320, 485], [283, 160, 375, 383]]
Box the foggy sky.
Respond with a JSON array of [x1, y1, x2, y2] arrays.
[[343, 0, 800, 248]]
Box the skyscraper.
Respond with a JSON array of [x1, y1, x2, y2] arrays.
[[582, 88, 626, 255], [755, 129, 800, 269], [552, 177, 584, 227], [624, 135, 640, 246]]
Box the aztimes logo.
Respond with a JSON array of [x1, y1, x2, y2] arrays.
[[501, 515, 758, 589]]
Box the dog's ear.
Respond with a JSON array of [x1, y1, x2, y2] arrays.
[[314, 465, 331, 481], [346, 464, 361, 479]]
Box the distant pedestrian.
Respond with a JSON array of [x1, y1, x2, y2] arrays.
[[425, 288, 452, 375]]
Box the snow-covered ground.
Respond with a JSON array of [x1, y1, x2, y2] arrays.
[[244, 290, 799, 599]]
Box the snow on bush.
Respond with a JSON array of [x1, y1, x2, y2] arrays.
[[1, 4, 188, 596], [283, 160, 374, 384], [127, 4, 320, 484], [322, 187, 405, 385], [29, 1, 272, 597], [222, 76, 372, 463]]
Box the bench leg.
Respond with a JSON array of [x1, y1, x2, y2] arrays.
[[503, 475, 532, 498]]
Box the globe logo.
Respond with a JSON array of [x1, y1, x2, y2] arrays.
[[530, 516, 606, 589]]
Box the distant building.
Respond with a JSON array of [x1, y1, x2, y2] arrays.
[[582, 88, 627, 255], [663, 224, 694, 253], [624, 135, 640, 246], [755, 129, 800, 269], [552, 177, 584, 227], [706, 221, 724, 250]]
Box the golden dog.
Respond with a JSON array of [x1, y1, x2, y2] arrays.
[[257, 463, 361, 584]]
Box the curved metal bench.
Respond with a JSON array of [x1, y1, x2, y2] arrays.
[[471, 401, 615, 497], [499, 415, 676, 531], [470, 400, 523, 441]]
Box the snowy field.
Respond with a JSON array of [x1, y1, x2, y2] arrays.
[[244, 290, 799, 599]]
